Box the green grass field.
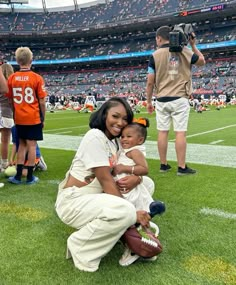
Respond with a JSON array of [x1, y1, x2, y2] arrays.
[[0, 104, 236, 285]]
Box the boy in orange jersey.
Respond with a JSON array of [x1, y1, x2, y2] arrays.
[[5, 47, 47, 184]]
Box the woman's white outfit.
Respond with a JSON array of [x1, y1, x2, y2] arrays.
[[115, 145, 154, 212], [55, 129, 138, 272]]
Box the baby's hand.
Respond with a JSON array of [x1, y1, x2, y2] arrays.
[[113, 164, 125, 175]]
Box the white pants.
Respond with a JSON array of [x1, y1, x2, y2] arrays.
[[55, 178, 137, 272]]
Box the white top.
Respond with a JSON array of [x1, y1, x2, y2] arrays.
[[69, 129, 118, 182], [115, 144, 146, 181], [117, 144, 146, 166]]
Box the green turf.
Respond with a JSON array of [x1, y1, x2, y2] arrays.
[[0, 105, 236, 285], [44, 105, 236, 146]]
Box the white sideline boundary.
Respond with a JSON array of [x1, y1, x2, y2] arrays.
[[209, 140, 224, 145], [186, 124, 236, 138], [169, 124, 236, 142], [200, 208, 236, 220], [38, 134, 236, 168]]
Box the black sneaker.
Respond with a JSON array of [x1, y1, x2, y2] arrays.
[[160, 164, 171, 173], [149, 201, 166, 216], [177, 165, 196, 176]]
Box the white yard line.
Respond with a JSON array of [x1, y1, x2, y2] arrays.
[[170, 124, 236, 142], [186, 124, 236, 138], [145, 141, 236, 168], [210, 140, 224, 145], [38, 134, 236, 168], [200, 207, 236, 220]]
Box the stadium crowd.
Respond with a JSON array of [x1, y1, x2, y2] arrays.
[[41, 58, 235, 102], [0, 0, 235, 108], [0, 0, 232, 33], [1, 24, 235, 62]]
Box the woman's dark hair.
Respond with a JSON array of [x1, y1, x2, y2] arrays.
[[89, 97, 133, 132], [130, 118, 150, 142]]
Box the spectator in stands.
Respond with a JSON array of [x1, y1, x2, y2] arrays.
[[6, 47, 47, 184], [0, 63, 14, 172], [146, 26, 205, 175], [55, 97, 154, 272]]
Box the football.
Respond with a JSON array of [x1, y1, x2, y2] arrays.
[[4, 166, 17, 177], [123, 225, 163, 258]]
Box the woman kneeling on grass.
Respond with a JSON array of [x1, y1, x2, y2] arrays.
[[55, 97, 154, 272]]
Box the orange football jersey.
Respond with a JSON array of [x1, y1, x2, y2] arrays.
[[6, 70, 47, 125]]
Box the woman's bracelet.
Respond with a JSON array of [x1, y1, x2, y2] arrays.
[[131, 166, 135, 175]]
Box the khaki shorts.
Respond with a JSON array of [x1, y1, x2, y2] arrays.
[[0, 117, 14, 129], [155, 97, 190, 131]]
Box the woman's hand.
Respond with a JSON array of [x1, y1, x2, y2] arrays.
[[136, 210, 151, 227], [116, 175, 141, 193]]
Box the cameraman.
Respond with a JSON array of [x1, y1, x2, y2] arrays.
[[146, 25, 205, 175]]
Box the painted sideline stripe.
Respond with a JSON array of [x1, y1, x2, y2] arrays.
[[145, 140, 236, 168], [45, 122, 236, 136], [170, 124, 236, 142], [200, 207, 236, 220], [38, 134, 236, 168], [186, 124, 236, 138], [210, 140, 224, 145]]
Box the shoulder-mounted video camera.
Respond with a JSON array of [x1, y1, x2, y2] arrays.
[[169, 23, 195, 52]]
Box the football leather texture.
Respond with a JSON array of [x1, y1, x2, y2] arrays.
[[123, 225, 163, 258]]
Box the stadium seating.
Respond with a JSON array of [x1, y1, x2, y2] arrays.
[[0, 0, 234, 32], [0, 0, 235, 102]]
